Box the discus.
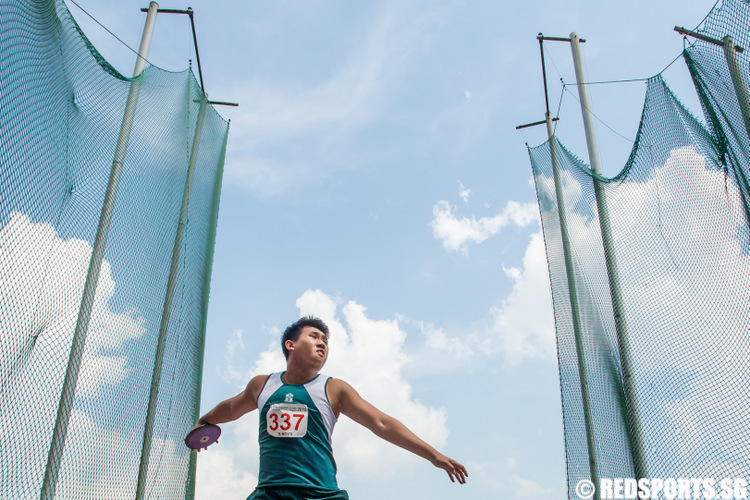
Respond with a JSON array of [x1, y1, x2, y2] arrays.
[[184, 423, 221, 450]]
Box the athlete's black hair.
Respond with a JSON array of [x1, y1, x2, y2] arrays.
[[281, 316, 329, 360]]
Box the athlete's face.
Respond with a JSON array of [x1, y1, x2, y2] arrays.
[[289, 326, 329, 367]]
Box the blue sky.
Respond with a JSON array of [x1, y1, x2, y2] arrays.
[[71, 1, 716, 498]]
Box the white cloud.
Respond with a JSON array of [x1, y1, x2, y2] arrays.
[[220, 328, 247, 383], [196, 447, 258, 500], [420, 322, 473, 359], [426, 190, 555, 368], [401, 318, 476, 374], [430, 199, 538, 253], [463, 89, 472, 104], [458, 181, 472, 203], [613, 147, 750, 473], [0, 212, 145, 396], [0, 212, 147, 495], [483, 231, 555, 368]]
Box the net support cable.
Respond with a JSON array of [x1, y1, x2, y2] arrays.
[[40, 3, 161, 499], [569, 32, 649, 484]]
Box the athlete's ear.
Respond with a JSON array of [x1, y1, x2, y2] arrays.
[[284, 339, 295, 353]]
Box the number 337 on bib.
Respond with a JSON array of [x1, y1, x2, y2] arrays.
[[266, 404, 308, 438]]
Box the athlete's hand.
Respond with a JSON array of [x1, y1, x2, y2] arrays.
[[431, 454, 468, 484]]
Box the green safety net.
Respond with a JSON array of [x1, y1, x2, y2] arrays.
[[528, 0, 750, 498], [0, 0, 229, 498]]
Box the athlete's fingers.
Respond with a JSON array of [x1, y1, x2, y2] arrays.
[[449, 459, 467, 484], [442, 462, 463, 483], [450, 468, 464, 484], [456, 461, 468, 480], [447, 468, 464, 484]]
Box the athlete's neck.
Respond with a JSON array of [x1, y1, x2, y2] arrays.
[[282, 366, 320, 385]]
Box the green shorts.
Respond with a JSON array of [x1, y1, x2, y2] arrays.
[[247, 486, 349, 500]]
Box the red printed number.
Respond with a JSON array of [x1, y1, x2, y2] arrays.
[[280, 413, 291, 431], [293, 413, 304, 431], [269, 413, 305, 432]]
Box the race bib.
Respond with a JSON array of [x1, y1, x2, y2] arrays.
[[266, 403, 308, 438]]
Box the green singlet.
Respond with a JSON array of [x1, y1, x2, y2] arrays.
[[247, 372, 348, 500]]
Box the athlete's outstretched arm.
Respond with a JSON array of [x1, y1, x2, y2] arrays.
[[330, 379, 468, 484], [194, 374, 267, 428]]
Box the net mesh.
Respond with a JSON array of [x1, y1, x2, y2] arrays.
[[529, 1, 750, 498], [0, 0, 229, 498]]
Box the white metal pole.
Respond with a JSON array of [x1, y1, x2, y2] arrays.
[[570, 32, 648, 482], [570, 33, 604, 176], [722, 35, 750, 142], [545, 113, 601, 498], [135, 92, 208, 499], [40, 4, 159, 499]]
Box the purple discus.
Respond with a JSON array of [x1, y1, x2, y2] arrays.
[[184, 423, 221, 450]]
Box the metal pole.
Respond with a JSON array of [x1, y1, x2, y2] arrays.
[[40, 3, 159, 499], [674, 29, 750, 149], [134, 3, 159, 76], [545, 112, 601, 499], [185, 124, 230, 500], [187, 8, 205, 92], [135, 92, 208, 499], [138, 7, 206, 93], [722, 35, 750, 141], [538, 35, 600, 496], [539, 35, 551, 116], [570, 32, 648, 481], [569, 33, 604, 177]]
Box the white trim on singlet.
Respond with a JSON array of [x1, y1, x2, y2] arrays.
[[305, 374, 337, 441], [257, 372, 338, 441], [256, 373, 283, 411]]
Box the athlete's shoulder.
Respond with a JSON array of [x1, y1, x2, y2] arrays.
[[249, 373, 271, 385], [325, 378, 376, 420], [247, 374, 271, 400], [325, 378, 358, 400], [325, 377, 350, 389]]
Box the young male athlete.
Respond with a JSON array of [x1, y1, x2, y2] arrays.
[[191, 316, 468, 499]]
